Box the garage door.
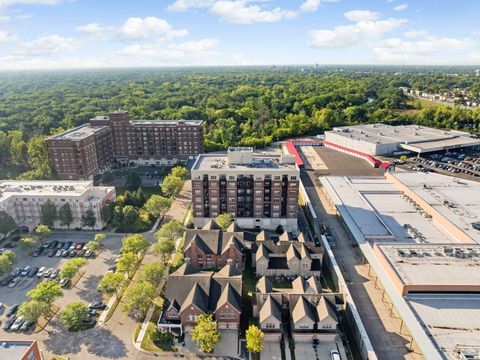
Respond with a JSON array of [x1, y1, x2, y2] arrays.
[[227, 323, 238, 329]]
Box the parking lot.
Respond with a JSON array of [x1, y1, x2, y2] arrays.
[[293, 338, 346, 360], [0, 231, 124, 335]]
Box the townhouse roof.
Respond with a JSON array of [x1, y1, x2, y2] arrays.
[[226, 222, 241, 232], [216, 283, 242, 312], [292, 276, 321, 294], [292, 296, 316, 323], [317, 297, 337, 323], [256, 230, 267, 241], [202, 220, 221, 230], [279, 231, 291, 242], [259, 295, 282, 323], [180, 283, 209, 314], [286, 243, 301, 261], [256, 276, 273, 293], [184, 229, 246, 256]]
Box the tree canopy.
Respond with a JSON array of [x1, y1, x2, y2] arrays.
[[191, 314, 221, 353]]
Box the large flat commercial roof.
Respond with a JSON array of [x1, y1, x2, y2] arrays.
[[375, 243, 480, 292], [130, 119, 202, 126], [320, 176, 457, 243], [389, 172, 480, 244], [328, 124, 470, 146], [407, 294, 480, 359], [401, 135, 480, 153]]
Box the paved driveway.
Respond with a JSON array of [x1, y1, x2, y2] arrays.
[[260, 341, 282, 360]]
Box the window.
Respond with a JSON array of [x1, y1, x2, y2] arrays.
[[299, 325, 310, 329], [290, 176, 297, 180], [266, 323, 276, 329]]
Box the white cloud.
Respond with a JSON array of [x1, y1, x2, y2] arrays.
[[0, 29, 15, 42], [168, 0, 321, 23], [118, 17, 172, 40], [76, 17, 188, 42], [76, 23, 114, 40], [14, 34, 78, 55], [393, 3, 408, 11], [374, 34, 474, 63], [344, 10, 379, 22], [309, 11, 407, 48], [403, 29, 427, 38], [167, 0, 215, 12]]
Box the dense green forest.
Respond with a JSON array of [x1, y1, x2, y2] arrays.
[[0, 66, 480, 179]]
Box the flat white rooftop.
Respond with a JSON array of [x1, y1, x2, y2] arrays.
[[328, 124, 470, 146], [407, 293, 480, 359], [192, 153, 298, 172], [376, 243, 480, 289], [51, 124, 108, 140], [320, 175, 457, 243], [0, 180, 113, 201], [390, 172, 480, 244]]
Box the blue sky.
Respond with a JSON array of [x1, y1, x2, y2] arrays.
[[0, 0, 479, 69]]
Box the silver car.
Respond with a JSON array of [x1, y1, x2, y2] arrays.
[[10, 315, 25, 331]]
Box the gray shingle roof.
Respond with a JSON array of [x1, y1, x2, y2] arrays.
[[216, 283, 242, 312], [259, 295, 282, 323], [291, 296, 316, 323], [180, 283, 209, 314]]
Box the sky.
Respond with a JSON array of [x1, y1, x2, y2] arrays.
[[0, 0, 479, 70]]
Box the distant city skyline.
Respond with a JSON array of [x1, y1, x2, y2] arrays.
[[0, 0, 479, 70]]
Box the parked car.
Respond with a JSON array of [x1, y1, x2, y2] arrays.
[[69, 250, 77, 257], [55, 249, 62, 257], [84, 250, 93, 258], [69, 242, 77, 250], [50, 269, 60, 279], [4, 242, 16, 248], [88, 301, 106, 310], [36, 267, 46, 278], [62, 250, 70, 258], [77, 249, 86, 257], [28, 267, 39, 277], [75, 243, 84, 250], [8, 277, 20, 288], [20, 319, 35, 331], [2, 315, 16, 330], [47, 249, 55, 257], [10, 315, 25, 331], [21, 266, 31, 276], [12, 267, 22, 277], [330, 349, 341, 360], [59, 278, 70, 288], [6, 304, 18, 317], [1, 276, 13, 286], [57, 242, 64, 249], [63, 241, 72, 250], [43, 268, 54, 277], [88, 309, 98, 317]]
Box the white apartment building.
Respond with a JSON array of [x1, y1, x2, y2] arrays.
[[0, 180, 116, 231]]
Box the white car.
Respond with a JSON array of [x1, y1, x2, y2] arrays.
[[43, 268, 54, 277], [10, 315, 25, 331], [8, 277, 20, 288], [330, 349, 341, 360], [55, 250, 62, 257], [36, 267, 46, 278], [21, 266, 31, 276]]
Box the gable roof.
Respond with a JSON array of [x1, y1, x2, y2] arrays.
[[184, 229, 246, 256], [317, 297, 337, 323], [221, 235, 245, 254], [202, 220, 221, 230], [286, 243, 300, 261], [299, 244, 311, 259], [180, 283, 208, 314], [292, 296, 316, 323], [306, 276, 321, 294], [173, 263, 198, 276], [256, 230, 267, 241], [297, 233, 306, 243], [216, 283, 241, 312], [256, 276, 273, 293], [279, 231, 291, 242], [256, 243, 270, 262], [259, 295, 282, 323], [226, 222, 241, 232]]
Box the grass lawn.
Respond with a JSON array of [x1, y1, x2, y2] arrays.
[[141, 322, 178, 352], [272, 281, 293, 289]]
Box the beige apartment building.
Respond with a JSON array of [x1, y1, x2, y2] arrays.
[[0, 180, 116, 231]]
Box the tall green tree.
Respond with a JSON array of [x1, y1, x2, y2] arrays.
[[60, 258, 87, 280], [100, 200, 115, 224], [246, 325, 264, 353], [98, 272, 124, 299], [0, 210, 17, 236], [155, 220, 183, 241], [144, 195, 172, 219], [0, 250, 17, 277], [18, 236, 39, 254], [215, 213, 233, 230], [116, 252, 138, 278], [40, 199, 57, 228], [81, 209, 96, 229], [27, 281, 63, 305], [121, 234, 149, 255], [126, 171, 142, 191], [140, 263, 165, 287], [122, 281, 156, 318], [153, 237, 175, 264], [170, 166, 189, 181], [60, 302, 89, 331], [58, 203, 74, 229], [18, 300, 50, 323], [161, 174, 183, 198], [191, 314, 220, 353]]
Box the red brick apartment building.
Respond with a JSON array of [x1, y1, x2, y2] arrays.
[[46, 110, 204, 180]]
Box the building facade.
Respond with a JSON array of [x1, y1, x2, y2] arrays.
[[47, 110, 204, 180], [183, 221, 246, 270], [0, 180, 116, 231], [191, 147, 300, 232], [0, 340, 41, 360]]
